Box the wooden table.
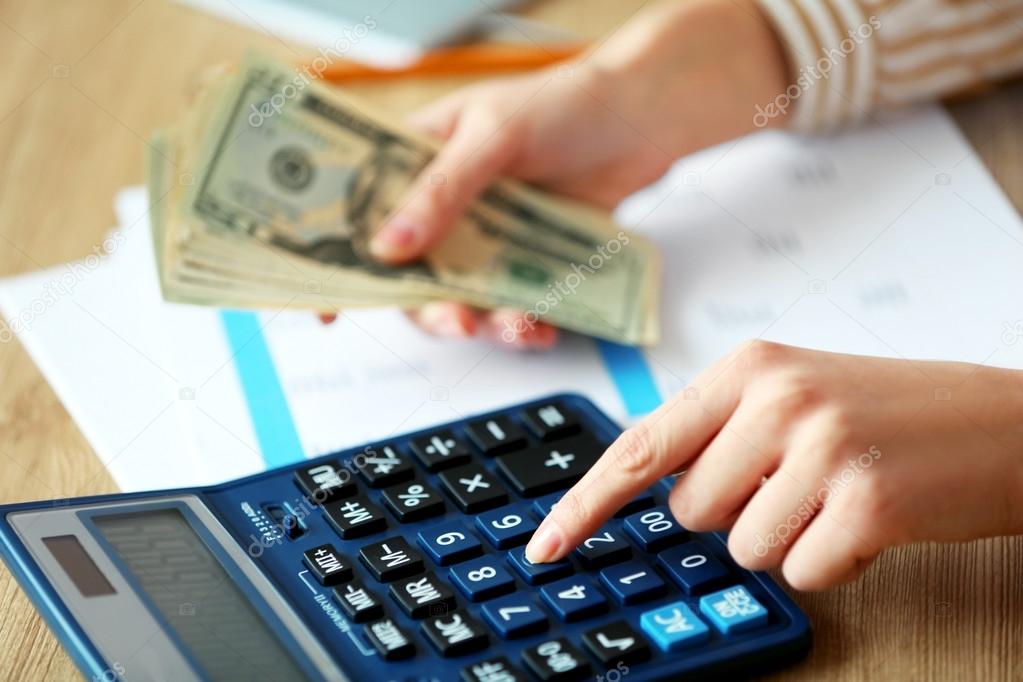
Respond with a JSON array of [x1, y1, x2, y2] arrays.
[[0, 0, 1020, 679]]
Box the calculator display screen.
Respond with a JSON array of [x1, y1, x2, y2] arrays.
[[94, 508, 309, 681]]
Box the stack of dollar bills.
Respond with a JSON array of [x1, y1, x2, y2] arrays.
[[147, 53, 660, 345]]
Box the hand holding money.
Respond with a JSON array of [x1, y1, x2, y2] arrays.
[[148, 53, 662, 345]]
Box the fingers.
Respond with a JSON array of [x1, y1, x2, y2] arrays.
[[525, 378, 743, 563], [406, 303, 559, 350], [482, 309, 558, 349], [666, 400, 783, 532], [726, 453, 823, 571], [370, 105, 521, 264], [780, 511, 879, 591], [726, 408, 881, 589], [406, 90, 473, 139], [409, 302, 477, 338]]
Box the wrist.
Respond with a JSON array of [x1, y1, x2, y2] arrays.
[[964, 364, 1023, 535], [583, 0, 792, 155]]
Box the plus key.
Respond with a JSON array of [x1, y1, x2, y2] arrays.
[[495, 436, 603, 497]]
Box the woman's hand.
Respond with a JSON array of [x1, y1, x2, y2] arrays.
[[370, 0, 791, 348], [524, 341, 1023, 590]]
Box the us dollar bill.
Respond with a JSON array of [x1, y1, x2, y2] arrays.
[[154, 53, 660, 344]]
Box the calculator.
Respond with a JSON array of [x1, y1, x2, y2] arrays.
[[0, 394, 810, 681]]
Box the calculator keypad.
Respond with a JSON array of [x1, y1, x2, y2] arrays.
[[272, 398, 806, 679]]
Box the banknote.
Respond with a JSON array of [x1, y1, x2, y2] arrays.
[[149, 53, 661, 344]]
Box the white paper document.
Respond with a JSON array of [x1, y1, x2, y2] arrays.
[[2, 105, 1022, 492]]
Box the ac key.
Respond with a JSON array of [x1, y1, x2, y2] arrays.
[[438, 463, 509, 513]]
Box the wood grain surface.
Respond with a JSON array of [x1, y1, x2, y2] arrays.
[[0, 0, 1020, 679]]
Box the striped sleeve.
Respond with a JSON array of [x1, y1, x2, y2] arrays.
[[754, 0, 1023, 132]]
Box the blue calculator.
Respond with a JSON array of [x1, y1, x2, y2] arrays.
[[0, 394, 810, 681]]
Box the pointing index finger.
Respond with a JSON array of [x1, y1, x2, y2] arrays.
[[524, 383, 740, 563]]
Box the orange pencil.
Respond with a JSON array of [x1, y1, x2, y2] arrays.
[[310, 43, 584, 83]]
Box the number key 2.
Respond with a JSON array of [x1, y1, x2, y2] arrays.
[[573, 526, 632, 569]]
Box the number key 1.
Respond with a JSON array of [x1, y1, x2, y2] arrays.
[[598, 560, 667, 605]]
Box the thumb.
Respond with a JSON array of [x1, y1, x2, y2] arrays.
[[369, 107, 519, 264]]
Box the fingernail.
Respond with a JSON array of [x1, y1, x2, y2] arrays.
[[529, 325, 558, 349], [419, 304, 470, 337], [370, 217, 419, 260], [525, 520, 563, 563]]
